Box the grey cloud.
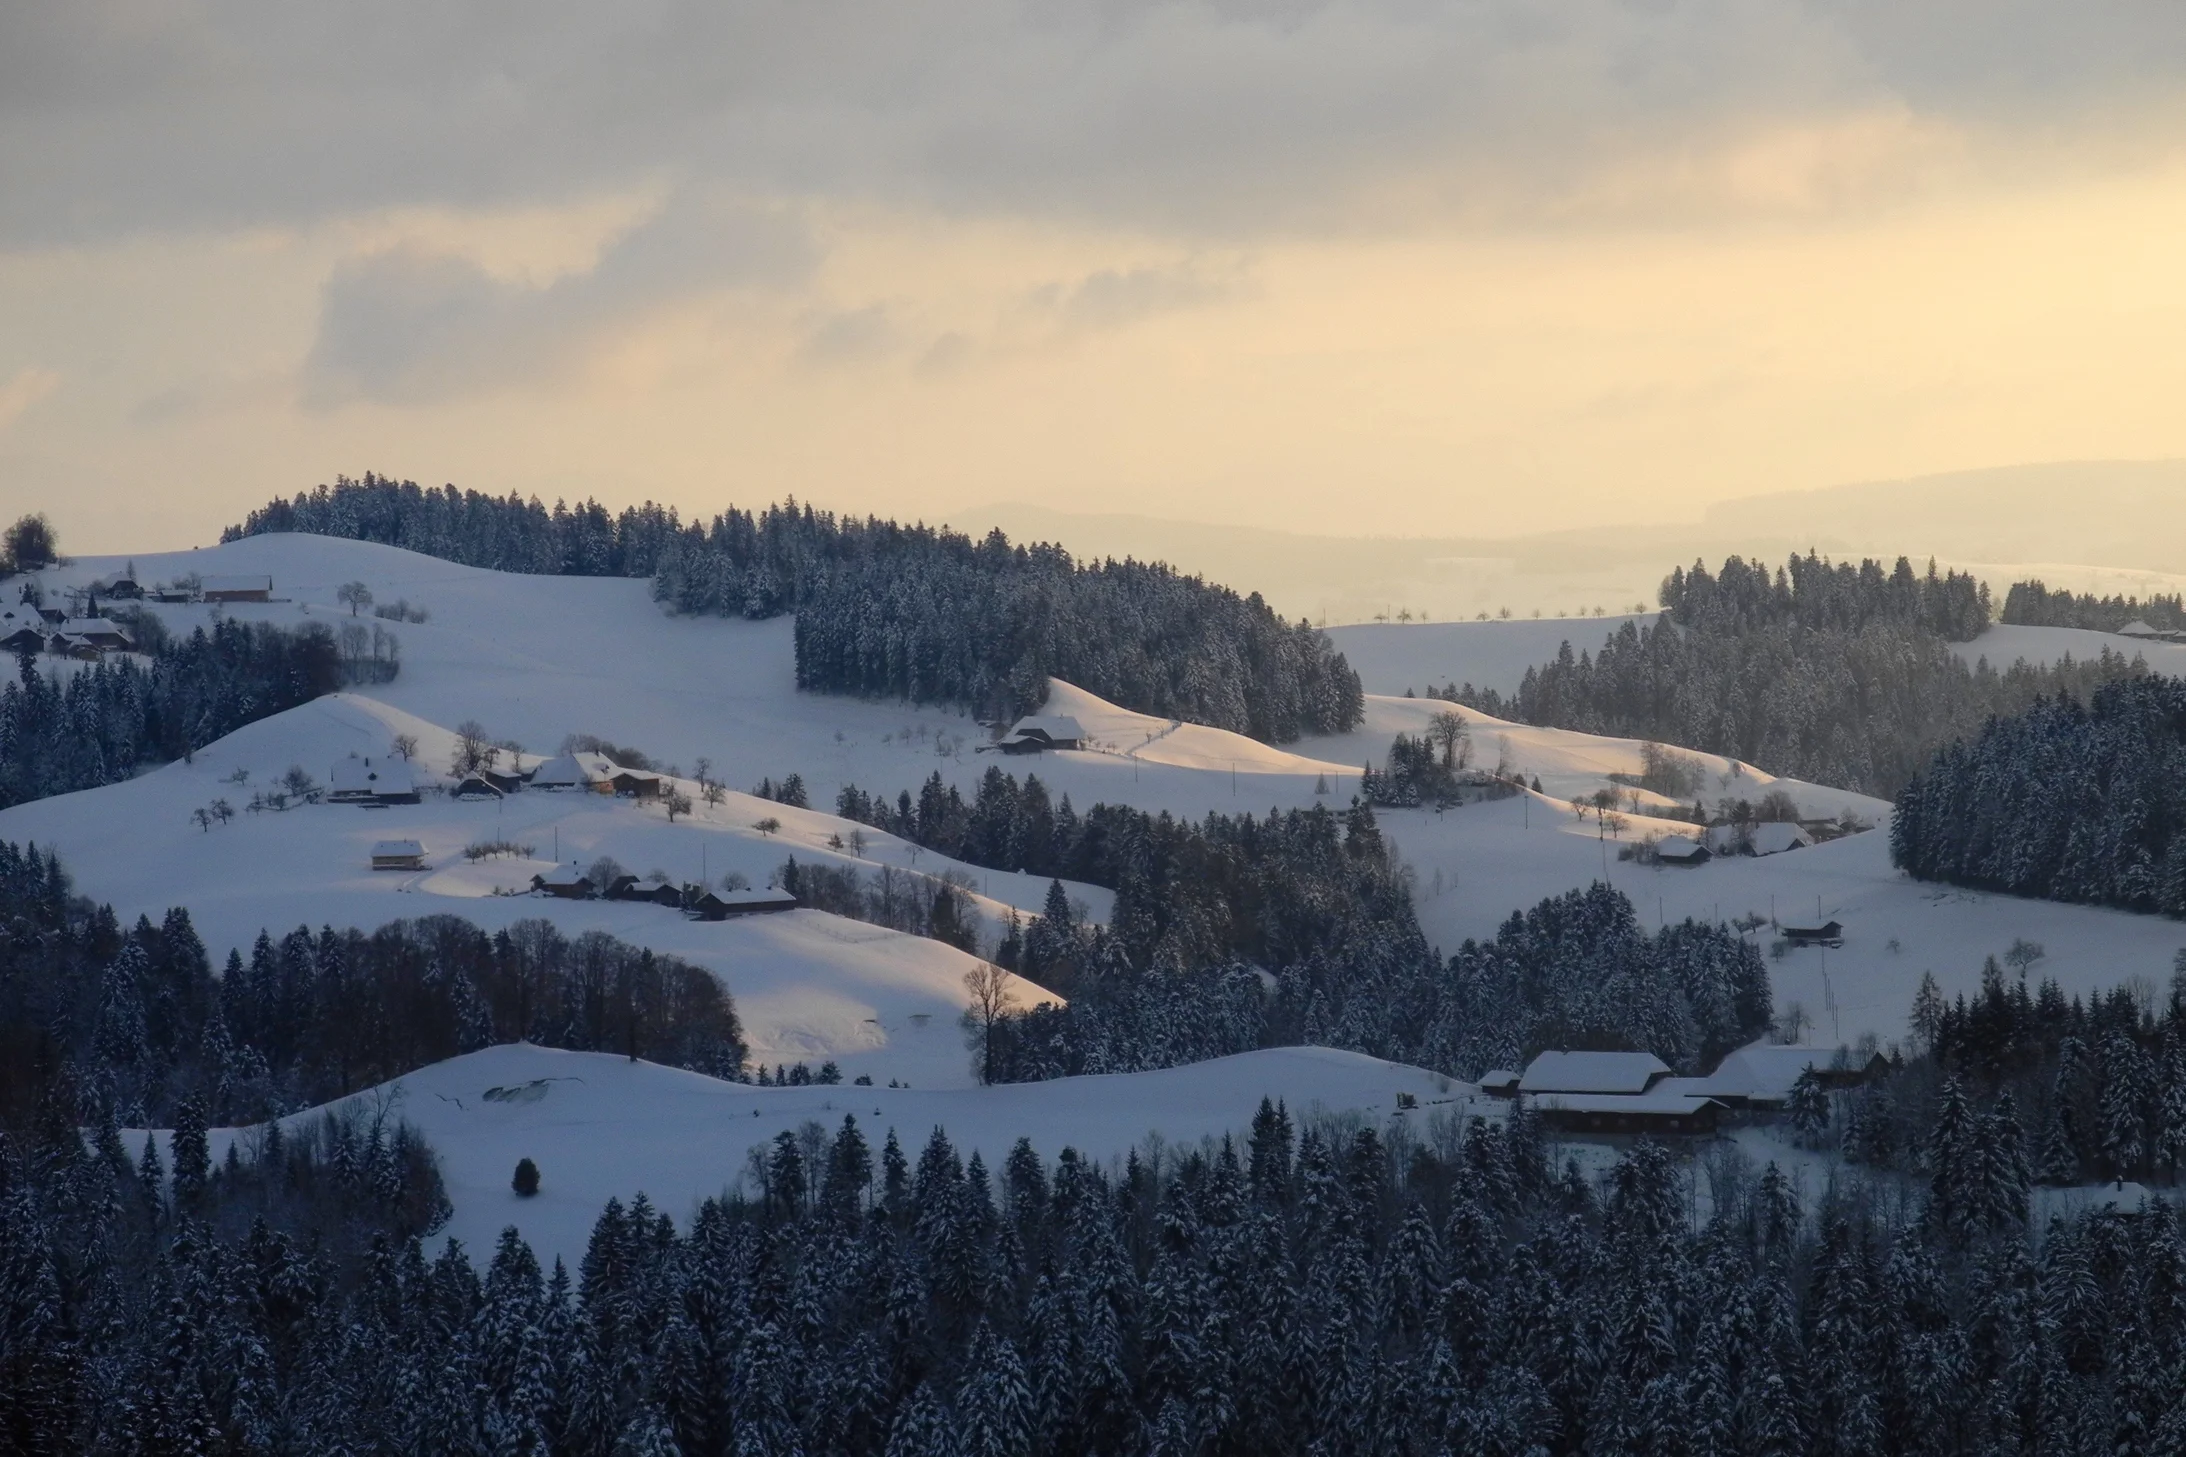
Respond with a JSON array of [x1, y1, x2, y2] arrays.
[[5, 1, 2186, 246], [1031, 262, 1248, 332], [302, 192, 814, 406]]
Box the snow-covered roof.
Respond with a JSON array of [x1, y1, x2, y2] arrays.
[[530, 752, 616, 787], [59, 617, 129, 639], [1702, 1046, 1834, 1102], [1750, 822, 1812, 855], [1477, 1068, 1520, 1089], [371, 839, 424, 857], [716, 887, 797, 907], [536, 862, 590, 887], [202, 574, 273, 594], [1518, 1050, 1670, 1095], [330, 755, 417, 796], [1006, 714, 1086, 743], [2117, 620, 2160, 637], [1657, 834, 1707, 860]]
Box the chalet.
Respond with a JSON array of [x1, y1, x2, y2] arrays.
[[532, 863, 595, 899], [0, 625, 45, 656], [1476, 1069, 1522, 1098], [481, 767, 528, 794], [594, 872, 644, 900], [370, 840, 426, 871], [328, 755, 420, 806], [58, 618, 132, 652], [2033, 1181, 2151, 1228], [1655, 834, 1710, 866], [686, 887, 799, 921], [202, 575, 274, 603], [1781, 919, 1844, 948], [994, 715, 1087, 754], [529, 752, 617, 793], [97, 573, 143, 600], [451, 775, 504, 801], [2118, 620, 2161, 639], [51, 636, 104, 661]]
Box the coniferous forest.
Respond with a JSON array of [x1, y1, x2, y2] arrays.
[[2001, 580, 2186, 635], [1452, 553, 2143, 797], [224, 474, 1363, 739], [0, 616, 348, 810], [17, 1055, 2186, 1453], [1891, 676, 2186, 915]]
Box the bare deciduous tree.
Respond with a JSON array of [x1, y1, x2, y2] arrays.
[[961, 961, 1014, 1085]]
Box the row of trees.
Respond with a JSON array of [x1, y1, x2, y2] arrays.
[[1454, 553, 2142, 797], [0, 616, 349, 809], [1891, 677, 2186, 915], [225, 476, 1365, 740], [14, 1069, 2186, 1454], [0, 838, 745, 1131], [2002, 579, 2186, 634]]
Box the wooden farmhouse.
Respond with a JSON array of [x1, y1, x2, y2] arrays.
[[1655, 834, 1710, 865], [329, 755, 421, 806], [532, 863, 596, 899], [686, 887, 799, 921], [1508, 1050, 1727, 1135], [529, 752, 617, 793], [1781, 919, 1844, 948], [370, 840, 426, 871], [994, 714, 1087, 754]]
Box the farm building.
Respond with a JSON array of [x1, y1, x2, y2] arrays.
[[687, 887, 799, 921], [0, 625, 45, 656], [202, 575, 274, 603], [607, 768, 664, 798], [1655, 835, 1710, 865], [1698, 1045, 1879, 1108], [329, 755, 420, 806], [1781, 919, 1844, 948], [529, 752, 617, 793], [1476, 1069, 1521, 1097], [994, 715, 1087, 754], [1705, 821, 1813, 857], [370, 840, 426, 871], [97, 573, 142, 600], [532, 863, 595, 899], [57, 618, 132, 652], [1518, 1050, 1671, 1096], [451, 775, 504, 800]]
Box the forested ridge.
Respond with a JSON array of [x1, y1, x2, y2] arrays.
[[1451, 553, 2143, 798], [0, 839, 744, 1133], [224, 473, 1363, 740], [828, 769, 1772, 1082], [0, 615, 349, 811], [1892, 676, 2186, 915], [16, 1057, 2186, 1452], [2003, 580, 2186, 635]]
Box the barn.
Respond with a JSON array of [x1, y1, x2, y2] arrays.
[[329, 755, 421, 806], [202, 575, 274, 603], [994, 715, 1087, 754], [686, 887, 799, 921]]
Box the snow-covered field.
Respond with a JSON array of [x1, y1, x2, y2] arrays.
[[10, 532, 2186, 1083], [1324, 615, 1651, 697], [190, 1042, 1471, 1266]]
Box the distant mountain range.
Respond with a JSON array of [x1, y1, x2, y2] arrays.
[[957, 459, 2186, 625]]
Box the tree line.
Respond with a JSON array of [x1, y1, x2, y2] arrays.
[[0, 614, 349, 810], [17, 1063, 2186, 1453], [1891, 676, 2186, 915], [223, 474, 1364, 740], [2002, 580, 2186, 635], [1450, 553, 2142, 798], [0, 838, 745, 1133]]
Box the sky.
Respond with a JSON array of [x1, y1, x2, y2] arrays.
[[5, 2, 2186, 554]]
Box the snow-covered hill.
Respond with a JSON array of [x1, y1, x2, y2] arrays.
[[11, 532, 2186, 1066], [186, 1042, 1471, 1266]]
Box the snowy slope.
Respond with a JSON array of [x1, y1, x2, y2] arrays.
[[1954, 623, 2186, 678], [189, 1042, 1472, 1267], [13, 533, 2186, 1064]]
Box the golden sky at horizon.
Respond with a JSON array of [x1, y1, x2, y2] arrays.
[[5, 3, 2186, 553]]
